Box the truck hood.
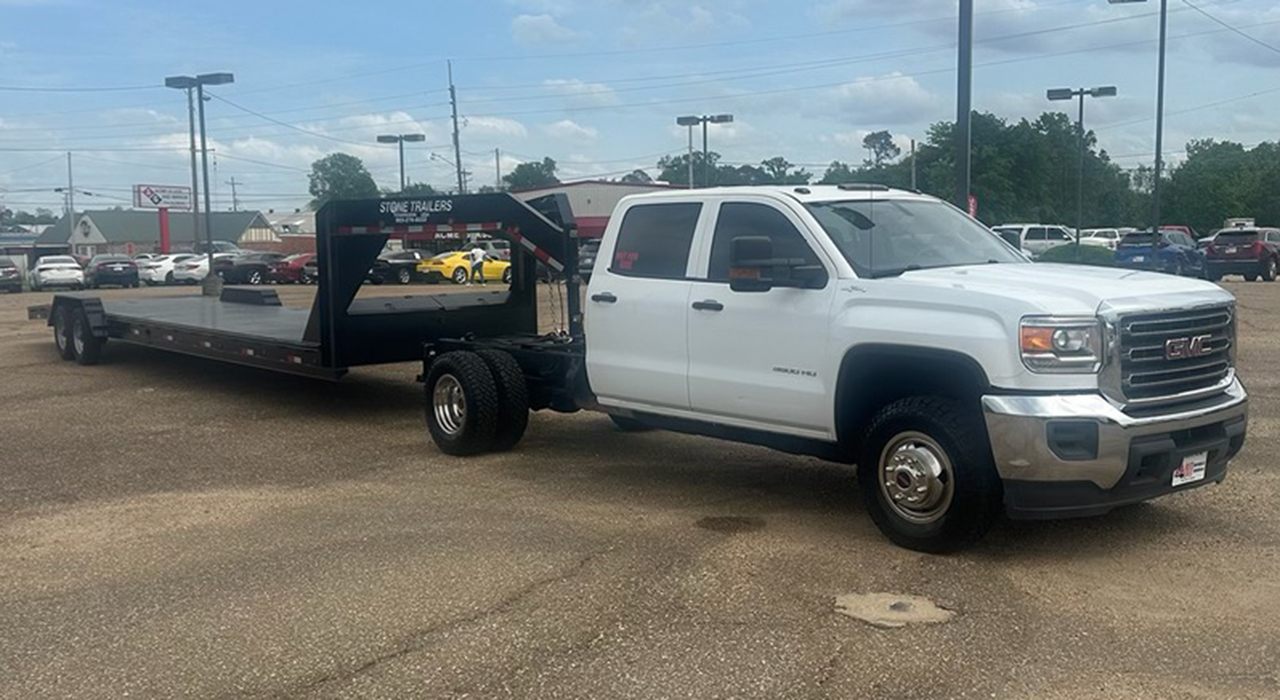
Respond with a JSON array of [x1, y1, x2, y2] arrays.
[[892, 262, 1233, 315]]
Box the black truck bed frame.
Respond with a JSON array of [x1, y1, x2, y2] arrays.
[[35, 192, 581, 380]]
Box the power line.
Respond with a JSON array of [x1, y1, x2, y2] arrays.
[[1181, 0, 1280, 56], [0, 83, 159, 93], [206, 93, 405, 149], [0, 155, 65, 177]]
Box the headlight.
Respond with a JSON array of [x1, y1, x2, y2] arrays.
[[1020, 316, 1103, 373]]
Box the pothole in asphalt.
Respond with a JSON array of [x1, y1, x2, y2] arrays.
[[834, 593, 955, 628], [696, 515, 766, 533]]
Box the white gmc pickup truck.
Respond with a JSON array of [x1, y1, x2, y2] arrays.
[[424, 184, 1248, 552]]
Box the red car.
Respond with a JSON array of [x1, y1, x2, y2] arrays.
[[1205, 227, 1280, 282], [268, 253, 316, 284]]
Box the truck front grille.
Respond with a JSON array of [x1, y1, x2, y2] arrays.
[[1119, 305, 1234, 404]]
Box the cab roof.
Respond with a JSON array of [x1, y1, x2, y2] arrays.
[[622, 183, 938, 205]]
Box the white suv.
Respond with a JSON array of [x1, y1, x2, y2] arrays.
[[991, 224, 1075, 257]]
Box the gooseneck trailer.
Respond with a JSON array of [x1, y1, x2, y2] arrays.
[[36, 193, 583, 383]]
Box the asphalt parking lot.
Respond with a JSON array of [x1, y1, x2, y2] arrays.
[[1, 281, 1277, 699]]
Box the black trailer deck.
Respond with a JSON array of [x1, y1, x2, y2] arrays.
[[35, 192, 580, 379]]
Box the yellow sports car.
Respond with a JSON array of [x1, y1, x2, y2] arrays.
[[416, 251, 512, 285]]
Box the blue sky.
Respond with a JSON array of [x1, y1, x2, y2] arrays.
[[2, 0, 1279, 213]]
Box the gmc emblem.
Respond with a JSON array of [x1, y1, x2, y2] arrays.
[[1165, 334, 1212, 360]]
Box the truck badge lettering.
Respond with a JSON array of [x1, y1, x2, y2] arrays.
[[1165, 334, 1211, 360]]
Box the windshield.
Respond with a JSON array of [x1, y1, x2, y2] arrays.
[[1119, 233, 1156, 247], [1215, 231, 1258, 243], [805, 199, 1024, 278]]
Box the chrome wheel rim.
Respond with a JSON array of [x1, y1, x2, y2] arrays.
[[72, 316, 85, 356], [879, 431, 954, 525], [54, 312, 68, 352], [453, 268, 467, 284], [398, 268, 411, 284], [432, 374, 466, 436], [249, 271, 261, 284]]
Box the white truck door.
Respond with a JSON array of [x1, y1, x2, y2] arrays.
[[686, 200, 836, 437], [585, 201, 704, 412]]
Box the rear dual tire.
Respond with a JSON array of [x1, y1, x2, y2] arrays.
[[425, 350, 529, 456], [54, 306, 103, 365]]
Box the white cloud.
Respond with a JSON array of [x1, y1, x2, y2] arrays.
[[619, 3, 742, 44], [820, 72, 946, 126], [511, 14, 577, 46], [462, 116, 528, 138], [543, 119, 598, 141], [540, 78, 618, 107]]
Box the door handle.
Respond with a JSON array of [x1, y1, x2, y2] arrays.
[[591, 292, 617, 303], [691, 299, 724, 312]]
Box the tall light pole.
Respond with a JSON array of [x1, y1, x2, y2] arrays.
[[955, 0, 974, 212], [377, 133, 426, 192], [675, 114, 733, 188], [1048, 86, 1118, 254], [164, 76, 201, 252], [1108, 0, 1167, 234], [166, 72, 234, 295]]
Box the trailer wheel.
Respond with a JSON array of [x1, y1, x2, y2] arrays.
[[71, 308, 104, 366], [475, 349, 529, 451], [52, 306, 75, 361], [857, 396, 1000, 553], [426, 351, 500, 456]]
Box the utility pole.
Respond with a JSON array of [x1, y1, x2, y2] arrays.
[[910, 139, 918, 190], [184, 87, 200, 247], [226, 177, 240, 212], [955, 0, 974, 212], [1152, 0, 1169, 235], [495, 148, 501, 190], [448, 60, 465, 194], [687, 126, 694, 189], [65, 153, 75, 248]]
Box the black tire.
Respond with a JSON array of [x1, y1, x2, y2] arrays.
[[857, 396, 1001, 553], [452, 267, 469, 285], [501, 267, 512, 284], [425, 352, 500, 456], [165, 271, 175, 285], [52, 306, 75, 361], [1262, 257, 1277, 282], [475, 349, 530, 452], [1172, 259, 1185, 277], [247, 269, 263, 285], [71, 308, 104, 365], [1245, 274, 1258, 282], [609, 414, 653, 432], [397, 267, 412, 285]]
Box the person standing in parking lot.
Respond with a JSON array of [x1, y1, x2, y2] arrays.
[[469, 245, 486, 285]]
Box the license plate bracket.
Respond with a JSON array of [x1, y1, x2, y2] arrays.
[[1172, 451, 1208, 487]]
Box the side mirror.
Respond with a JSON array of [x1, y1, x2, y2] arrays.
[[729, 236, 775, 293], [728, 235, 827, 293]]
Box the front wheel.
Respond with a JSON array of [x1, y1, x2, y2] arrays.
[[1262, 257, 1277, 282], [857, 396, 1001, 553], [451, 267, 469, 285], [501, 267, 512, 284], [1172, 259, 1185, 277], [425, 352, 501, 456], [247, 269, 263, 285], [397, 267, 412, 285]]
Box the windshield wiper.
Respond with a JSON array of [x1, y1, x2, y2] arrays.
[[869, 264, 922, 279]]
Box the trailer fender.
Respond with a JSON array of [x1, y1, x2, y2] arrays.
[[48, 296, 109, 339]]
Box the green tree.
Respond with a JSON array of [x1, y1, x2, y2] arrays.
[[818, 161, 857, 184], [759, 157, 812, 185], [863, 130, 901, 167], [401, 181, 437, 196], [308, 153, 379, 209], [620, 169, 652, 183], [503, 157, 559, 190]]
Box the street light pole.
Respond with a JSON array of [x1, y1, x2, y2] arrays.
[[675, 114, 733, 188], [1048, 86, 1117, 254], [955, 0, 974, 211]]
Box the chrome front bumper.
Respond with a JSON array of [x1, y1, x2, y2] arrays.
[[982, 377, 1248, 491]]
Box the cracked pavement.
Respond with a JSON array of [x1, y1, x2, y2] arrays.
[[1, 282, 1277, 699]]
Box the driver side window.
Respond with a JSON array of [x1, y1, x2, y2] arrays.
[[706, 202, 822, 283]]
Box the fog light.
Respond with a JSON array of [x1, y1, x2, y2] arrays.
[[1047, 421, 1099, 461]]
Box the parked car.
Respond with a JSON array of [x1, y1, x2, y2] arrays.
[[267, 253, 315, 284], [29, 255, 84, 291], [416, 251, 511, 284], [301, 256, 319, 284], [0, 257, 23, 293], [467, 239, 511, 261], [369, 249, 432, 285], [172, 253, 235, 284], [1113, 229, 1205, 277], [189, 240, 244, 255], [138, 254, 195, 286], [222, 252, 287, 285], [1204, 227, 1280, 282], [1160, 225, 1199, 240], [579, 239, 601, 281], [990, 224, 1075, 257], [1077, 228, 1122, 250], [133, 253, 160, 263], [84, 254, 140, 289]]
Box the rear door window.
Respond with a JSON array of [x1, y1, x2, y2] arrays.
[[611, 203, 702, 279], [1025, 228, 1047, 241], [1048, 228, 1071, 241]]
